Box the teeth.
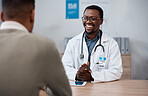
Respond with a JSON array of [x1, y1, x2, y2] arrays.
[[86, 24, 93, 27]]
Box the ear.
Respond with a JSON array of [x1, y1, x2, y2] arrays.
[[99, 19, 103, 25], [30, 9, 35, 23], [0, 11, 5, 22]]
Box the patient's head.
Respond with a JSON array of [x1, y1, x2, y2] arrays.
[[1, 0, 35, 32]]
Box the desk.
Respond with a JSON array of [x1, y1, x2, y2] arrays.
[[71, 80, 148, 96]]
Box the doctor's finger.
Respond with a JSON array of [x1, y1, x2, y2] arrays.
[[86, 62, 90, 66], [77, 75, 85, 79]]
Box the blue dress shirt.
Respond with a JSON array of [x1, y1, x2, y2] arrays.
[[85, 32, 100, 67]]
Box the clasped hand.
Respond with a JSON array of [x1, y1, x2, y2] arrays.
[[75, 62, 94, 82]]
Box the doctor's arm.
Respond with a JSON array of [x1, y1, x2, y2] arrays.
[[91, 41, 123, 82], [62, 40, 78, 80]]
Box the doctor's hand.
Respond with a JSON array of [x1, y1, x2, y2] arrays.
[[75, 62, 94, 82]]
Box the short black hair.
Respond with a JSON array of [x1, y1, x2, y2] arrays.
[[84, 5, 103, 19], [2, 0, 35, 21]]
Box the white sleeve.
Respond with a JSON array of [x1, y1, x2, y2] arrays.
[[62, 40, 78, 80], [92, 40, 123, 82]]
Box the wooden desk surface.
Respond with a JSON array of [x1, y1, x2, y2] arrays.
[[71, 80, 148, 96]]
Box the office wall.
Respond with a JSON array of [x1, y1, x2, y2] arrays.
[[34, 0, 148, 80], [34, 0, 83, 52], [0, 0, 145, 79], [108, 0, 148, 80]]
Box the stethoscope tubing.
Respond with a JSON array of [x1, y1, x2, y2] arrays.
[[80, 30, 105, 59]]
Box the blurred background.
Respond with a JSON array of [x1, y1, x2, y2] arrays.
[[0, 0, 148, 80]]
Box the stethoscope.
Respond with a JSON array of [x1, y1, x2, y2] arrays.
[[80, 30, 106, 65]]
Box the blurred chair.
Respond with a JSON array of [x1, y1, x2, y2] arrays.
[[121, 55, 131, 79]]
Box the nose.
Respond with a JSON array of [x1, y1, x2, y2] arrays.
[[86, 18, 92, 23]]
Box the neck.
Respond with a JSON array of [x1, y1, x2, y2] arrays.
[[86, 31, 99, 40]]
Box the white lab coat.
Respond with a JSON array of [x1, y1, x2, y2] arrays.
[[62, 32, 123, 82]]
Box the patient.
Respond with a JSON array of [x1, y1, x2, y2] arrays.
[[0, 0, 72, 96]]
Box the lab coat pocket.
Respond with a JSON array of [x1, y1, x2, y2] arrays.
[[93, 52, 107, 69], [94, 58, 106, 69]]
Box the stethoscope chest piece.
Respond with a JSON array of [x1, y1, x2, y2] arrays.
[[80, 53, 84, 59], [79, 30, 105, 62]]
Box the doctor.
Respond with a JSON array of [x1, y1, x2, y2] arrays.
[[62, 5, 123, 82]]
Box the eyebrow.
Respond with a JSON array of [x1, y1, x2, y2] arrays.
[[83, 15, 100, 18]]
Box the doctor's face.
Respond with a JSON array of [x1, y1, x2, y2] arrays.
[[82, 9, 103, 34]]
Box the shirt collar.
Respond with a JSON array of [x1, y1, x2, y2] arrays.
[[0, 21, 28, 33], [85, 31, 100, 42]]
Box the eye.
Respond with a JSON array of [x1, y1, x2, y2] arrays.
[[82, 16, 88, 20], [90, 17, 97, 21]]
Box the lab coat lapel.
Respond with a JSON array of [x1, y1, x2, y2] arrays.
[[92, 31, 108, 53], [83, 37, 88, 64], [77, 32, 88, 64]]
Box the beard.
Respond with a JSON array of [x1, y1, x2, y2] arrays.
[[84, 29, 95, 35], [84, 22, 96, 35]]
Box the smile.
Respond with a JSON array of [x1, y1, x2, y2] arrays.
[[86, 24, 93, 29]]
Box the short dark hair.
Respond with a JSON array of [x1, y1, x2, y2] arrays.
[[84, 5, 103, 19], [2, 0, 35, 21]]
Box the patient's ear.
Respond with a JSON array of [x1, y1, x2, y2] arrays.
[[0, 11, 5, 22], [30, 9, 35, 23], [99, 19, 103, 25]]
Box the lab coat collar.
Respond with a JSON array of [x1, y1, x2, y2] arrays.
[[77, 31, 109, 43], [75, 31, 109, 64]]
